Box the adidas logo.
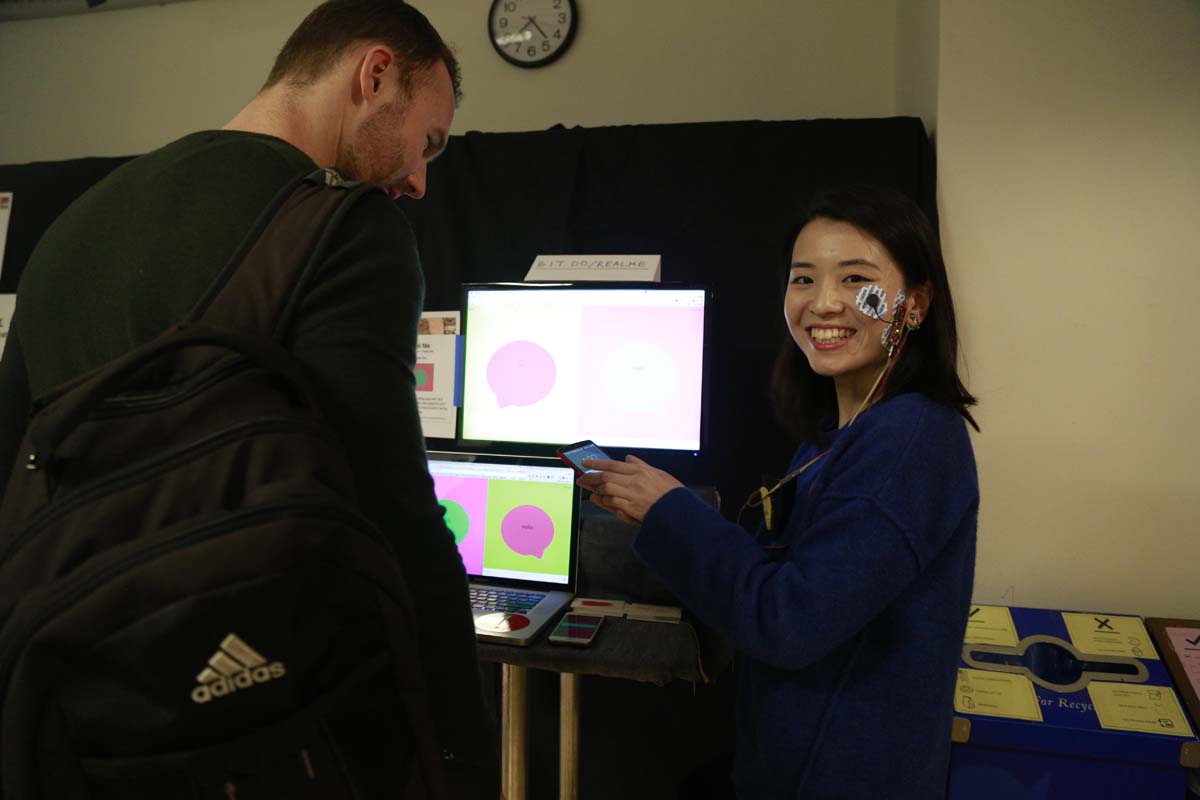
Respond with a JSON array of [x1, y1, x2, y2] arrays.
[[191, 633, 286, 704]]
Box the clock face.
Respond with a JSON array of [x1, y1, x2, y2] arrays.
[[489, 0, 577, 68]]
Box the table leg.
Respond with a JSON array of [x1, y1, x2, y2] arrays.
[[502, 664, 528, 800], [559, 672, 580, 800]]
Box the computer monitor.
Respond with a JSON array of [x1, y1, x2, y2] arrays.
[[460, 282, 709, 451]]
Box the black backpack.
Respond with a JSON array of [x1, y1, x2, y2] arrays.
[[0, 170, 448, 799]]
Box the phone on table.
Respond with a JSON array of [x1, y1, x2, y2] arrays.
[[548, 613, 604, 647], [555, 440, 611, 476]]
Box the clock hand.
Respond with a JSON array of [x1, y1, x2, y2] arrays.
[[519, 16, 537, 33], [527, 16, 550, 39]]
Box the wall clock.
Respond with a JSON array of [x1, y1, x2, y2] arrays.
[[488, 0, 577, 69]]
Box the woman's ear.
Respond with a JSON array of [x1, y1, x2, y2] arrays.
[[909, 281, 933, 327]]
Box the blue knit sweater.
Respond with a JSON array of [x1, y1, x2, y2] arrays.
[[634, 392, 978, 799]]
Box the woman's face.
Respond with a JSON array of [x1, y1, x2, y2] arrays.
[[784, 218, 915, 389]]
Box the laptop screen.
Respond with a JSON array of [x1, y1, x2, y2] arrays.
[[427, 454, 578, 587]]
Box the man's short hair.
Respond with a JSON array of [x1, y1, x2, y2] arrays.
[[264, 0, 461, 104]]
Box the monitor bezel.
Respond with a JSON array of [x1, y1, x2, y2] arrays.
[[456, 280, 713, 457]]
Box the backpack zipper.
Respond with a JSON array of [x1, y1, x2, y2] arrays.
[[32, 356, 253, 419], [0, 417, 335, 571]]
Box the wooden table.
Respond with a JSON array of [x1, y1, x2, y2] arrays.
[[478, 614, 729, 800]]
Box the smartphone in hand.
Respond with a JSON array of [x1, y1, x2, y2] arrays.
[[555, 440, 610, 476], [548, 613, 604, 646]]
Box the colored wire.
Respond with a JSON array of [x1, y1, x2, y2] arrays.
[[740, 312, 916, 530]]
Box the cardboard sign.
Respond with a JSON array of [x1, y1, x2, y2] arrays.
[[525, 254, 661, 282]]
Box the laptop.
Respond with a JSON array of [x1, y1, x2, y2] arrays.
[[427, 451, 580, 646]]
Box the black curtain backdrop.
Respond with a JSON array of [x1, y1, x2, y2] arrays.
[[0, 116, 935, 520], [399, 117, 937, 513]]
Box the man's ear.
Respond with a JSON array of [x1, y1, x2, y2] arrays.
[[357, 45, 396, 102]]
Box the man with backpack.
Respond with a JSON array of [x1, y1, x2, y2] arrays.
[[0, 2, 499, 797]]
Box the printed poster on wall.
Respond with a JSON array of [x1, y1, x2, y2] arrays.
[[0, 193, 12, 281], [0, 295, 14, 360], [417, 311, 461, 439]]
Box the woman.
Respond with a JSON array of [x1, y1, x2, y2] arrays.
[[579, 186, 979, 799]]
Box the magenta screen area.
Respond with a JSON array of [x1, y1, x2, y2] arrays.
[[462, 288, 706, 450], [428, 459, 575, 585]]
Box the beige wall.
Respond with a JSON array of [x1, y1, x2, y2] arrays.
[[410, 0, 904, 134], [896, 0, 939, 135], [938, 0, 1200, 617], [1, 1, 1195, 618], [0, 0, 908, 164]]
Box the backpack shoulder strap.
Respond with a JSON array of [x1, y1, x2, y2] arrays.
[[186, 168, 378, 340]]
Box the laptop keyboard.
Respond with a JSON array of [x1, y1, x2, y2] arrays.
[[469, 587, 544, 613]]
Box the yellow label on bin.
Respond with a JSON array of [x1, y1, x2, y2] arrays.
[[964, 604, 1019, 646], [1062, 612, 1157, 659], [1087, 682, 1194, 737], [954, 668, 1043, 722]]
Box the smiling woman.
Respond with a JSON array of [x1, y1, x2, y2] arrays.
[[784, 217, 930, 426], [576, 186, 982, 799], [773, 185, 977, 444]]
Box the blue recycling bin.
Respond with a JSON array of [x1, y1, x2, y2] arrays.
[[948, 605, 1200, 799]]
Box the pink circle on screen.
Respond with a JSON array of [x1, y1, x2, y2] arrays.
[[501, 505, 555, 558], [486, 341, 556, 407]]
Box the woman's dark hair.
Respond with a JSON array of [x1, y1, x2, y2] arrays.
[[770, 185, 978, 443], [264, 0, 461, 104]]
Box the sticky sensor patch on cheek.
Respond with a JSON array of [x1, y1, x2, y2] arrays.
[[855, 285, 889, 319]]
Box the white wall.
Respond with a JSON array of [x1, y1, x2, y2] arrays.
[[895, 0, 939, 135], [1, 0, 1194, 619], [410, 0, 902, 135], [0, 0, 304, 162], [938, 0, 1200, 617], [0, 0, 907, 164]]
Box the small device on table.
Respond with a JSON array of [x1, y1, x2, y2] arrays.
[[549, 613, 604, 646], [556, 440, 610, 476]]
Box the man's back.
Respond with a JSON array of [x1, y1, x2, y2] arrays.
[[14, 131, 311, 394], [0, 130, 499, 797]]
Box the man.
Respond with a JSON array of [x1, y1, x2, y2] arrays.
[[0, 1, 499, 796]]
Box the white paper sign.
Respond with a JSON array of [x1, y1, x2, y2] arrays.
[[0, 193, 13, 281], [0, 294, 15, 360], [416, 311, 461, 439], [524, 254, 661, 282]]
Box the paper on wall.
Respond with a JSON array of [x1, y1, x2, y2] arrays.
[[418, 310, 459, 335], [416, 311, 461, 439], [0, 193, 12, 281], [0, 294, 14, 360]]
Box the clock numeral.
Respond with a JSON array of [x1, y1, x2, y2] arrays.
[[558, 12, 567, 23], [503, 1, 516, 11], [552, 0, 561, 7], [542, 39, 551, 52], [554, 28, 562, 39], [512, 42, 522, 53], [498, 16, 508, 28], [527, 45, 537, 57]]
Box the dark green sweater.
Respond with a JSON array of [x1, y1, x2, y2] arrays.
[[0, 131, 498, 795]]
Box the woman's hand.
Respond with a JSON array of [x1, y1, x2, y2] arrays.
[[575, 454, 683, 524]]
